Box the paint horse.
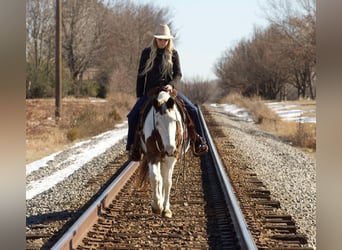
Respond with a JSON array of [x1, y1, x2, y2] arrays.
[[137, 89, 189, 218]]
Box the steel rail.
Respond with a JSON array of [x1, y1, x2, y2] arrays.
[[198, 106, 258, 250], [50, 161, 139, 250], [51, 107, 257, 249]]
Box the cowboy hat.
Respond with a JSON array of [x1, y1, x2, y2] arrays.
[[152, 24, 174, 39]]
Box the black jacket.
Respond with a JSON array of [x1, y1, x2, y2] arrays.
[[136, 47, 182, 97]]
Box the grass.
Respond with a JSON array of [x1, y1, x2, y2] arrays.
[[26, 92, 316, 164], [26, 93, 136, 163], [220, 93, 316, 156]]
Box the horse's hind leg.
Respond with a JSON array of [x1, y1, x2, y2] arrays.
[[149, 162, 163, 215], [161, 157, 176, 218]]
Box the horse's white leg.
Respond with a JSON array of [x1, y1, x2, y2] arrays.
[[160, 157, 177, 218], [149, 162, 163, 215]]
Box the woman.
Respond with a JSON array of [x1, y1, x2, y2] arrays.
[[127, 24, 208, 160]]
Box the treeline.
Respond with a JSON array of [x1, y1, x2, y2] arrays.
[[215, 0, 316, 100], [26, 0, 173, 98], [26, 0, 316, 102]]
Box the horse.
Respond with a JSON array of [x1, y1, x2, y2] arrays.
[[136, 89, 190, 218]]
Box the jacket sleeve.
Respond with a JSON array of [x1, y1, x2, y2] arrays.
[[169, 49, 182, 89], [136, 48, 150, 98]]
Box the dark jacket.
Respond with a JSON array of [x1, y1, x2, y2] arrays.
[[136, 47, 182, 97]]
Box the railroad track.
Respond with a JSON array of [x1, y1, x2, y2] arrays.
[[47, 106, 255, 249], [27, 106, 313, 249]]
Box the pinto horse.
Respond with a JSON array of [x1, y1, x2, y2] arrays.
[[137, 90, 189, 218]]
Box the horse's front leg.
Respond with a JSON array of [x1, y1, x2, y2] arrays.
[[149, 162, 163, 215], [160, 157, 177, 218]]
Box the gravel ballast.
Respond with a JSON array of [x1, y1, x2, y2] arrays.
[[26, 104, 316, 249], [205, 104, 316, 249]]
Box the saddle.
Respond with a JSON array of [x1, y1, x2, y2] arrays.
[[130, 87, 206, 161]]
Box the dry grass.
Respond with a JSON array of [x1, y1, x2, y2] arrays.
[[27, 92, 316, 164], [220, 93, 281, 125], [26, 93, 136, 164], [220, 93, 316, 156]]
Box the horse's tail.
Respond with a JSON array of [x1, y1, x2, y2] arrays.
[[135, 156, 149, 191]]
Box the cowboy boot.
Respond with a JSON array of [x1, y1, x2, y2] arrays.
[[175, 96, 208, 157], [129, 134, 142, 161], [192, 134, 208, 157], [188, 124, 208, 157]]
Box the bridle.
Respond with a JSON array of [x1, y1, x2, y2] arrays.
[[152, 96, 184, 158]]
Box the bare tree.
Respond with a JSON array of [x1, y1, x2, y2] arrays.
[[106, 0, 174, 96], [248, 25, 291, 99], [178, 77, 221, 104], [283, 15, 316, 99], [215, 25, 291, 100], [215, 39, 250, 96], [26, 0, 55, 97], [61, 0, 112, 95], [261, 0, 316, 99], [26, 0, 175, 98], [215, 0, 316, 100]]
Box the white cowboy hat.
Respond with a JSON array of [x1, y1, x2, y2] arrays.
[[153, 24, 175, 39]]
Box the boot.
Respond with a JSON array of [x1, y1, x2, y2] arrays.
[[188, 124, 208, 157], [176, 97, 208, 157], [192, 134, 208, 157], [129, 135, 142, 161]]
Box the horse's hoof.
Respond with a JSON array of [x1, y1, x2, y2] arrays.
[[162, 209, 172, 218], [151, 205, 162, 215]]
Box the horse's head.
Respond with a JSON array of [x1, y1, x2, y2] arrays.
[[150, 91, 183, 158]]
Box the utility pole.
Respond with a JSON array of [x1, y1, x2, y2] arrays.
[[55, 0, 62, 121]]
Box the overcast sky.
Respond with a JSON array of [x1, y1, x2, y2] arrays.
[[132, 0, 269, 80]]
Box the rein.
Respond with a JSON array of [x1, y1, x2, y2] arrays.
[[153, 108, 163, 153], [152, 97, 185, 158]]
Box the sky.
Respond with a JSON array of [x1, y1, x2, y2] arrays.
[[132, 0, 269, 80], [26, 101, 315, 200]]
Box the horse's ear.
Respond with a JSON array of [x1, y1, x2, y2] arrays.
[[166, 97, 175, 110]]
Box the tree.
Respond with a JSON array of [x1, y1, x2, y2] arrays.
[[261, 0, 316, 99], [26, 0, 55, 98], [215, 0, 316, 100], [178, 77, 221, 104], [106, 1, 174, 96], [26, 0, 175, 98], [214, 39, 251, 96], [216, 28, 288, 99], [62, 0, 112, 96]]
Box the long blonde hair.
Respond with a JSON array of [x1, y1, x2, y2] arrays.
[[141, 38, 174, 78]]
